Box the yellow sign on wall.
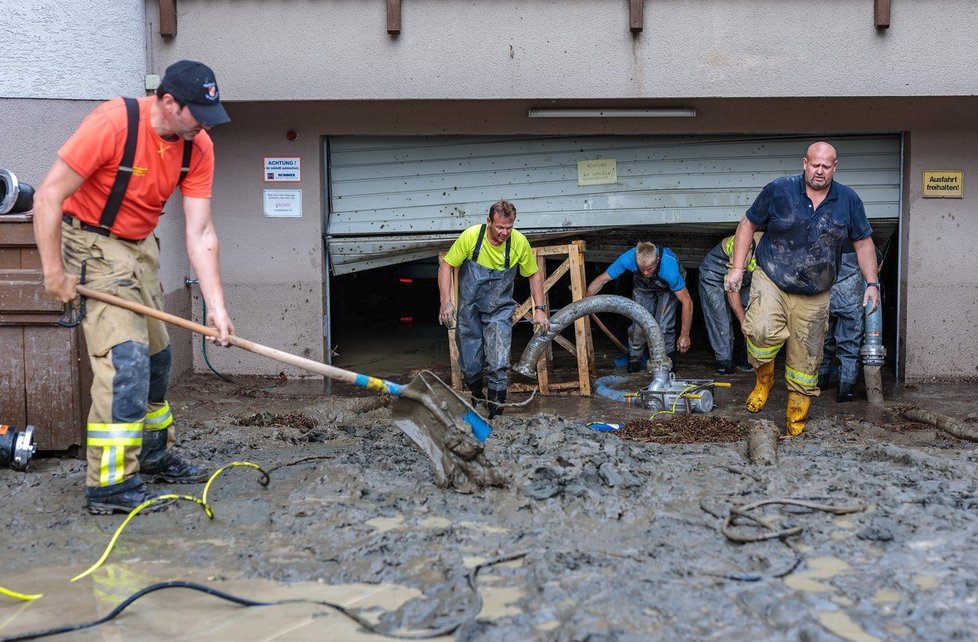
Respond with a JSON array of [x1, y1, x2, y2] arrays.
[[578, 159, 617, 186], [922, 170, 963, 198]]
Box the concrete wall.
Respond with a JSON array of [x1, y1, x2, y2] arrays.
[[148, 0, 978, 100], [0, 0, 144, 99], [902, 130, 978, 380], [197, 96, 978, 381]]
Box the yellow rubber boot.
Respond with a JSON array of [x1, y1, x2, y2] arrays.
[[746, 360, 775, 412], [786, 391, 811, 436]]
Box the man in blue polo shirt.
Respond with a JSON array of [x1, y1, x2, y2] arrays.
[[587, 241, 694, 372], [725, 142, 880, 436]]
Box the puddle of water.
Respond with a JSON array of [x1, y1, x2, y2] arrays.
[[0, 563, 438, 642], [478, 586, 526, 619], [873, 589, 904, 604], [816, 611, 882, 642], [912, 574, 939, 589], [459, 521, 509, 534], [462, 556, 525, 570], [536, 619, 560, 631], [783, 557, 852, 593], [365, 515, 405, 533]]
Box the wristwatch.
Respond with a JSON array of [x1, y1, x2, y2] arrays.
[[866, 282, 880, 288], [533, 305, 547, 311]]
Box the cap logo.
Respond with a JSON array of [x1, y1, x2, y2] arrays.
[[203, 82, 219, 102]]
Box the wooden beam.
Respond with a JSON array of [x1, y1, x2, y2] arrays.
[[629, 0, 643, 33], [387, 0, 401, 35], [875, 0, 890, 29], [159, 0, 177, 37]]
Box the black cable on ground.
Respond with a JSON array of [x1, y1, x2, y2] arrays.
[[1, 554, 528, 642], [700, 497, 866, 583]]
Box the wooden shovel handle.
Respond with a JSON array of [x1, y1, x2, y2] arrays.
[[76, 285, 361, 387]]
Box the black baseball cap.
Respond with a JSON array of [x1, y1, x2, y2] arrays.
[[159, 60, 230, 127]]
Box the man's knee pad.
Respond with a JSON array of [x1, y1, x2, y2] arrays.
[[111, 341, 150, 423], [149, 345, 172, 403]]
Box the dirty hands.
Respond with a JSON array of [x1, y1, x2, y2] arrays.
[[863, 284, 880, 314], [677, 334, 691, 353], [206, 305, 235, 346], [439, 302, 456, 328], [45, 271, 80, 303], [724, 267, 745, 293], [532, 308, 551, 334]]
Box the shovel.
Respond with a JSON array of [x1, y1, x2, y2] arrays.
[[75, 285, 506, 492]]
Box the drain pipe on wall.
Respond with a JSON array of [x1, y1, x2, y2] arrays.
[[860, 300, 886, 405], [513, 294, 671, 387]]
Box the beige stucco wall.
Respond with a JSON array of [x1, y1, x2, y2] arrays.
[[901, 130, 978, 380], [148, 0, 978, 100], [4, 96, 977, 381], [192, 96, 978, 381]]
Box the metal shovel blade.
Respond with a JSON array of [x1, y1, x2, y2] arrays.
[[392, 371, 508, 493]]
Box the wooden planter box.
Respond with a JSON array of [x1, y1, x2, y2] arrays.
[[0, 216, 89, 452]]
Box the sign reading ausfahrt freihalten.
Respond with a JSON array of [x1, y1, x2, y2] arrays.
[[922, 170, 963, 198]]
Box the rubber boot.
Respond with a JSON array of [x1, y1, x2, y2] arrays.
[[487, 388, 507, 420], [464, 375, 486, 408], [786, 391, 811, 437], [837, 381, 855, 404], [746, 360, 775, 413]]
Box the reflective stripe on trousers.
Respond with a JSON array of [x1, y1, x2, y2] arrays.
[[743, 267, 830, 396]]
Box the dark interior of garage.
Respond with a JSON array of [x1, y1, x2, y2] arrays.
[[327, 224, 901, 386]]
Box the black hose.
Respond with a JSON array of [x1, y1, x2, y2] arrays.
[[1, 554, 528, 641]]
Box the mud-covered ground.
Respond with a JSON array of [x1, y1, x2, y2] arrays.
[[2, 362, 978, 641]]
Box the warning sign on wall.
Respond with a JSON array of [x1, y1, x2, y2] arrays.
[[264, 157, 301, 182], [922, 170, 963, 198]]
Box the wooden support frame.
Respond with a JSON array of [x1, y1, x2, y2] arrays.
[[442, 240, 594, 397]]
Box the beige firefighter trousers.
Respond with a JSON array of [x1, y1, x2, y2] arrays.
[[743, 266, 831, 396]]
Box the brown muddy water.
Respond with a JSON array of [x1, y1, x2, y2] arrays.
[[2, 365, 977, 641]]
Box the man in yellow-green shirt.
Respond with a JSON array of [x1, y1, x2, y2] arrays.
[[438, 200, 550, 419]]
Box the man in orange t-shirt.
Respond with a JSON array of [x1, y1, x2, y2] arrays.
[[33, 60, 234, 514]]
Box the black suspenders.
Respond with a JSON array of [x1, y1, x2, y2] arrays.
[[98, 97, 192, 228], [471, 224, 512, 269]]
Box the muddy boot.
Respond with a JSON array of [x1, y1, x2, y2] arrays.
[[786, 391, 811, 436], [837, 381, 856, 403], [464, 375, 486, 408], [139, 427, 209, 484], [746, 361, 775, 413], [86, 482, 173, 515], [487, 388, 507, 420], [141, 452, 209, 484]]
